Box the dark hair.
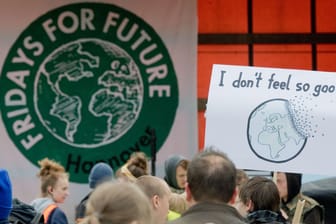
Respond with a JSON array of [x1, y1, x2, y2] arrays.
[[236, 169, 248, 190], [240, 176, 280, 212], [178, 159, 189, 170], [187, 147, 237, 203], [127, 152, 149, 178]]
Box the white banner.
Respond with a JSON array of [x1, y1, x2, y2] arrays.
[[205, 64, 336, 176], [0, 0, 197, 221]]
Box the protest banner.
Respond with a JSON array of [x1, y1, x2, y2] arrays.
[[205, 64, 336, 176], [0, 0, 197, 220]]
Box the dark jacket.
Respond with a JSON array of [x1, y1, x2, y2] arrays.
[[47, 208, 68, 224], [281, 194, 324, 224], [247, 210, 289, 224], [281, 173, 324, 224], [75, 193, 91, 220], [0, 219, 9, 224], [168, 202, 247, 224]]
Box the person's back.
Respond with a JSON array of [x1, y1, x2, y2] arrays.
[[275, 172, 324, 224], [79, 180, 152, 224], [168, 147, 247, 224], [75, 162, 113, 223], [239, 176, 288, 224], [30, 158, 69, 224], [0, 169, 12, 224], [169, 193, 187, 215], [167, 193, 188, 221]]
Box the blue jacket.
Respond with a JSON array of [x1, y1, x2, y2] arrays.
[[0, 219, 9, 224], [47, 208, 68, 224]]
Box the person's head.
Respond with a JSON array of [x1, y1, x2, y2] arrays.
[[0, 169, 12, 221], [127, 152, 149, 177], [82, 181, 152, 224], [236, 169, 249, 191], [164, 155, 189, 190], [169, 192, 187, 214], [37, 158, 69, 203], [275, 171, 302, 203], [232, 169, 249, 216], [88, 162, 114, 189], [186, 147, 237, 205], [116, 152, 149, 182], [135, 175, 171, 224], [239, 176, 281, 214]]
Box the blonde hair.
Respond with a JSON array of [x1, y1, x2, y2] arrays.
[[135, 175, 171, 199], [37, 158, 68, 197], [80, 181, 152, 224], [169, 193, 187, 214]]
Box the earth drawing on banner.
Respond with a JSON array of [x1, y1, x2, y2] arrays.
[[247, 98, 307, 163], [35, 39, 143, 148]]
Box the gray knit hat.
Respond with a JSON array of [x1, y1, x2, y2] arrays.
[[88, 163, 113, 189]]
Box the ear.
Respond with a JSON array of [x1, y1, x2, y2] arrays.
[[185, 182, 192, 202], [229, 187, 238, 204], [152, 195, 160, 209], [47, 186, 53, 194], [246, 199, 254, 211]]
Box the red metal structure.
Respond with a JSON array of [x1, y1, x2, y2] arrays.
[[197, 0, 336, 148]]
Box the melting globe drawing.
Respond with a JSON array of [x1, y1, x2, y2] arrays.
[[247, 99, 307, 162], [34, 39, 143, 148]]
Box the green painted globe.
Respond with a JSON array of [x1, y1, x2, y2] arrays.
[[35, 39, 143, 148]]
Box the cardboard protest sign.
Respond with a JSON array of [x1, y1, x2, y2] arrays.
[[205, 64, 336, 175]]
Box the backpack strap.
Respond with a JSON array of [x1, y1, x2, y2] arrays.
[[30, 211, 44, 224], [43, 204, 58, 224]]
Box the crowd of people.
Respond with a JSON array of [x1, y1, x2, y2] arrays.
[[0, 148, 325, 224]]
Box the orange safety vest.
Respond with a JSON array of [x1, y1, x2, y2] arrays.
[[43, 204, 58, 224]]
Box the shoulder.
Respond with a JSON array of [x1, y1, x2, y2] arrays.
[[173, 202, 247, 224], [170, 186, 184, 194], [48, 208, 68, 224], [300, 194, 323, 214], [301, 194, 320, 207], [75, 193, 91, 219], [299, 194, 324, 224]]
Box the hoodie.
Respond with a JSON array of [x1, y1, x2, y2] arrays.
[[30, 198, 68, 224], [164, 155, 187, 193], [284, 173, 302, 204]]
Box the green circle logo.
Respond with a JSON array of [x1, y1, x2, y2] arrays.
[[0, 3, 178, 183]]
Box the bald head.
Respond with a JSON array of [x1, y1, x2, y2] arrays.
[[187, 148, 237, 203], [135, 175, 171, 224], [136, 175, 171, 198]]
